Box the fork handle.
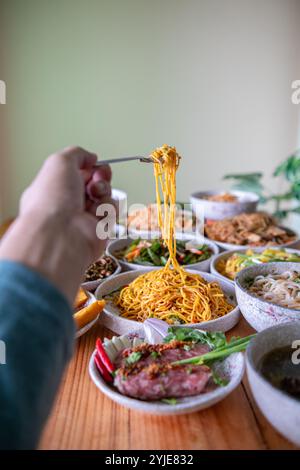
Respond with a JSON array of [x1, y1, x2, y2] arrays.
[[95, 156, 150, 166]]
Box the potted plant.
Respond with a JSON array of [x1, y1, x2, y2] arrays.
[[224, 150, 300, 231]]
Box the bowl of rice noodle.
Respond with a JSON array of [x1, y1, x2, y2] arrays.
[[235, 262, 300, 332]]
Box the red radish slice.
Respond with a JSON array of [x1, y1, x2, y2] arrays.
[[96, 338, 115, 374], [94, 353, 113, 383]]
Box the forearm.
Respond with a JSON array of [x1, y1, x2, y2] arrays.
[[0, 210, 95, 304], [0, 147, 111, 449], [0, 260, 75, 449]]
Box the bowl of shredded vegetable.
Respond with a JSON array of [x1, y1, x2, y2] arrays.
[[211, 247, 300, 284], [95, 268, 240, 335], [107, 237, 219, 273]]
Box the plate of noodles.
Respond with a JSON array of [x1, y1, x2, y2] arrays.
[[204, 212, 298, 251], [210, 247, 300, 284], [107, 236, 219, 273], [235, 262, 300, 331], [95, 268, 240, 334]]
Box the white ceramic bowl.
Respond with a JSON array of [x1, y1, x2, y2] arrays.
[[235, 262, 300, 332], [205, 225, 299, 252], [107, 237, 219, 273], [190, 190, 259, 221], [81, 255, 121, 292], [89, 332, 245, 415], [95, 268, 240, 335], [210, 247, 300, 285], [246, 322, 300, 446]]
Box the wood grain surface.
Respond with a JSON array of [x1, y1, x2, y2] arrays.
[[39, 317, 298, 450]]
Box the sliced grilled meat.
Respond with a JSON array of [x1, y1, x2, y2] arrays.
[[113, 340, 212, 401]]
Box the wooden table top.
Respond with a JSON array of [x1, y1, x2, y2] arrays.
[[39, 317, 298, 450]]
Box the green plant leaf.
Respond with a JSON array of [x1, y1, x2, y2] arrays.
[[223, 172, 263, 180]]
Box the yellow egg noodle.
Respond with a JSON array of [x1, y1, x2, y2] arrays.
[[117, 144, 234, 324]]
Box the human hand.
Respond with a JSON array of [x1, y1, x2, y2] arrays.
[[0, 147, 115, 303], [20, 146, 114, 258]]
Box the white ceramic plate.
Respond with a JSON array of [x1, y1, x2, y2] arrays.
[[89, 332, 245, 415], [107, 237, 219, 273], [95, 268, 240, 335], [75, 292, 99, 338]]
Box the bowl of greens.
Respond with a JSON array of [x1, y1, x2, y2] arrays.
[[107, 237, 219, 272]]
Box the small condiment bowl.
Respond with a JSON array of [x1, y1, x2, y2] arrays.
[[246, 322, 300, 446], [81, 255, 121, 292], [190, 190, 259, 221], [235, 262, 300, 332], [210, 247, 300, 285], [107, 236, 219, 273], [95, 268, 240, 335]]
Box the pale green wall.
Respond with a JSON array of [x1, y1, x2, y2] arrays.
[[1, 0, 300, 219]]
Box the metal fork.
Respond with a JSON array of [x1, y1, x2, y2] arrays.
[[95, 156, 153, 166]]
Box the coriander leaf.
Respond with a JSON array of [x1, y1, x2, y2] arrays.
[[161, 398, 178, 405], [164, 327, 226, 350], [150, 351, 160, 359], [126, 351, 142, 366], [212, 371, 229, 387]]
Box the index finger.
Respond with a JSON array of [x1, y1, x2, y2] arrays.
[[60, 146, 98, 169]]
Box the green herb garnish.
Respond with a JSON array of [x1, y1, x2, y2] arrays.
[[171, 334, 255, 367], [126, 351, 142, 366], [161, 398, 178, 405], [164, 327, 227, 350], [212, 371, 229, 387], [150, 351, 160, 359]]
